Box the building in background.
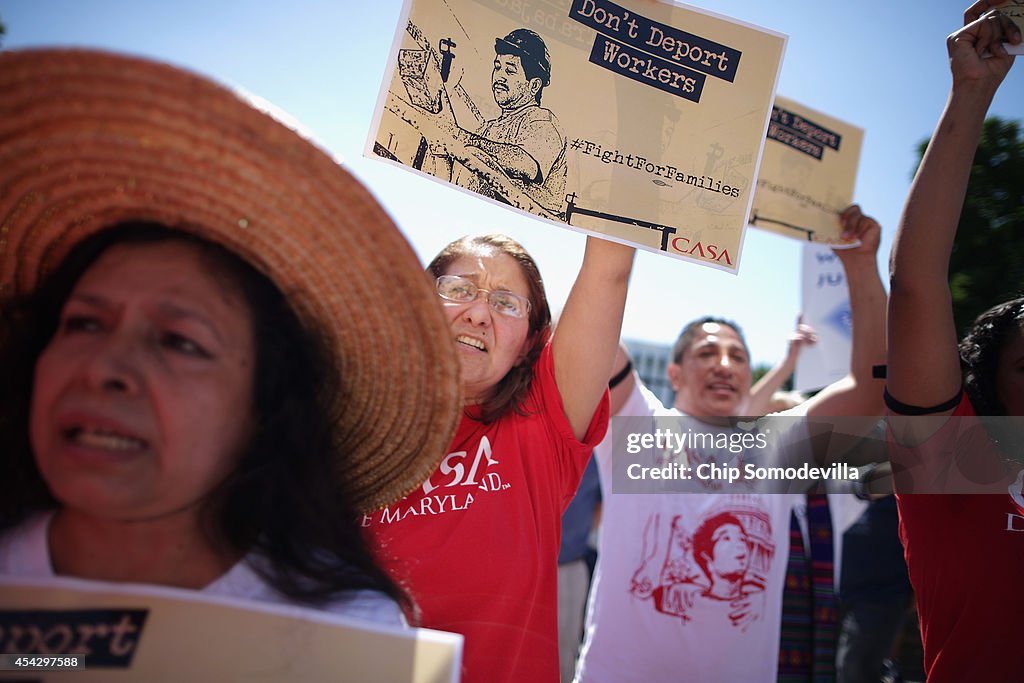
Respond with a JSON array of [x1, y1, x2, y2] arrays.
[[624, 339, 674, 408]]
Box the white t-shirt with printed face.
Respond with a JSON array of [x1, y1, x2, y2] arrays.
[[576, 380, 810, 683]]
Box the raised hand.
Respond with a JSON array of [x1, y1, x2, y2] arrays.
[[949, 5, 1020, 88]]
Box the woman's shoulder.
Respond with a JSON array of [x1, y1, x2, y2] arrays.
[[206, 555, 405, 627], [319, 589, 406, 626]]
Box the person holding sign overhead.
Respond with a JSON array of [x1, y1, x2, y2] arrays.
[[363, 231, 635, 683], [460, 29, 569, 215], [575, 205, 886, 683], [0, 49, 461, 626], [885, 3, 1021, 681]]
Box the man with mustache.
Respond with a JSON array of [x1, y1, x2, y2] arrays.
[[463, 28, 567, 214]]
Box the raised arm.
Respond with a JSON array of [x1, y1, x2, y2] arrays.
[[608, 342, 638, 416], [743, 317, 816, 415], [887, 11, 1019, 439], [804, 205, 887, 418], [553, 236, 635, 439]]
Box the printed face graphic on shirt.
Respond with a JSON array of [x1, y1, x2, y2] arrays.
[[629, 502, 773, 632], [1008, 470, 1024, 529], [697, 518, 751, 591]]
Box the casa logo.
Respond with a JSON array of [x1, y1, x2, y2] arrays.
[[421, 436, 505, 495], [363, 436, 511, 527], [668, 237, 733, 265]]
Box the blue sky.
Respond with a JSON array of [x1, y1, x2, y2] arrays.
[[3, 0, 1022, 366]]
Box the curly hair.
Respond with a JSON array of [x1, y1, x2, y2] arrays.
[[427, 234, 552, 424], [959, 296, 1024, 416], [0, 223, 411, 613]]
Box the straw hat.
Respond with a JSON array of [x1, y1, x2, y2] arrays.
[[0, 48, 461, 513]]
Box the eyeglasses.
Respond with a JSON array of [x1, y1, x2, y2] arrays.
[[435, 275, 532, 319]]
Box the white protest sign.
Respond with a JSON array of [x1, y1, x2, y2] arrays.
[[794, 243, 851, 392], [999, 1, 1024, 55], [749, 96, 863, 244], [0, 576, 462, 683], [368, 0, 787, 272]]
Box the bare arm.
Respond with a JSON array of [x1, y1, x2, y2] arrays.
[[804, 206, 887, 418], [466, 134, 543, 182], [467, 111, 563, 184], [744, 318, 817, 415], [553, 237, 636, 439], [608, 343, 638, 416], [887, 11, 1019, 442]]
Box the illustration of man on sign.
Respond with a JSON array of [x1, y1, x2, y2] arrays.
[[458, 29, 568, 214], [379, 23, 568, 218]]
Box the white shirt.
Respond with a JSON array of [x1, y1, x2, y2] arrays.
[[576, 380, 810, 683], [0, 511, 404, 626]]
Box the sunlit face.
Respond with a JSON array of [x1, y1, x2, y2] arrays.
[[996, 329, 1024, 416], [491, 54, 538, 109], [670, 323, 752, 417], [30, 241, 256, 521], [704, 522, 750, 581], [440, 251, 532, 404]]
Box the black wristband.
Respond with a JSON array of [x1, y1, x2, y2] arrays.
[[609, 360, 633, 389], [884, 387, 963, 415]]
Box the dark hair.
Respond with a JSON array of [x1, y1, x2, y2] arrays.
[[495, 29, 551, 104], [692, 512, 746, 580], [427, 234, 552, 424], [672, 317, 749, 364], [0, 223, 410, 613], [959, 296, 1024, 416]]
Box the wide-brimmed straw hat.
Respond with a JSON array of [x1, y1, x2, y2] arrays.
[[0, 48, 461, 513]]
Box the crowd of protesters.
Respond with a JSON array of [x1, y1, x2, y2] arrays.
[[0, 2, 1020, 682]]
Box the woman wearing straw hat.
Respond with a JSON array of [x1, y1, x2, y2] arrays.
[[0, 48, 461, 621], [364, 229, 635, 680]]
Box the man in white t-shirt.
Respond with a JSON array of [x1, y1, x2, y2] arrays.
[[575, 205, 886, 683]]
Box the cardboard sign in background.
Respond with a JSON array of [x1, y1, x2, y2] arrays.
[[0, 578, 461, 683], [368, 0, 786, 272], [749, 95, 863, 244]]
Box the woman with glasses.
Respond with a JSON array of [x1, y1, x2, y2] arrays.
[[364, 233, 634, 683]]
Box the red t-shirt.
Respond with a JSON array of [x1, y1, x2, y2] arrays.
[[363, 344, 609, 683], [888, 394, 1024, 683]]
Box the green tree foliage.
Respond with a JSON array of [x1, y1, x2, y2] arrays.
[[750, 364, 771, 385], [916, 117, 1024, 335], [0, 17, 6, 46]]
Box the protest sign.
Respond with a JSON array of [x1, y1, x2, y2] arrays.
[[0, 577, 461, 683], [794, 243, 851, 392], [1000, 1, 1024, 54], [368, 0, 786, 272], [749, 96, 863, 244]]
